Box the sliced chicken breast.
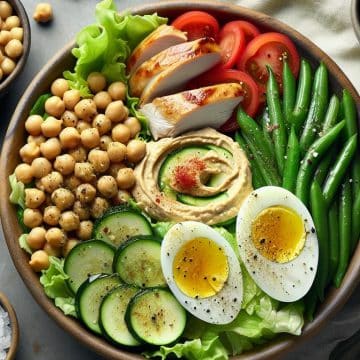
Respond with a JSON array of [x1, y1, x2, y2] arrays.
[[140, 83, 244, 140], [127, 25, 187, 75], [129, 38, 221, 99]]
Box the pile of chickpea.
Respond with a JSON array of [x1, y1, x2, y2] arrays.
[[14, 72, 147, 272], [0, 1, 24, 81]]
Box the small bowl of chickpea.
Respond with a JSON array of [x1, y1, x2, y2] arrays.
[[0, 0, 31, 96]]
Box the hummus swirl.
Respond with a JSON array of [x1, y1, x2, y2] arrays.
[[132, 128, 253, 225]]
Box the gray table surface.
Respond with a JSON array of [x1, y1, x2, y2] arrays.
[[0, 1, 360, 359]]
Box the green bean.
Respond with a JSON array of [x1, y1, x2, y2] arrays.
[[304, 287, 318, 322], [282, 127, 300, 193], [295, 120, 345, 207], [234, 132, 266, 189], [310, 181, 329, 301], [351, 191, 360, 253], [342, 89, 357, 139], [351, 154, 360, 197], [322, 95, 340, 134], [323, 134, 357, 206], [314, 148, 336, 186], [299, 63, 329, 154], [282, 61, 296, 131], [266, 66, 287, 176], [334, 178, 352, 287], [260, 108, 276, 160], [292, 59, 313, 133], [328, 200, 339, 284]]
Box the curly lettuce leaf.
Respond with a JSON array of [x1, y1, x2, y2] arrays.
[[18, 234, 32, 255], [152, 221, 175, 238], [127, 92, 151, 139], [55, 297, 77, 317], [9, 173, 25, 209]]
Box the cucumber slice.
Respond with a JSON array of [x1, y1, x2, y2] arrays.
[[113, 236, 166, 288], [64, 240, 115, 293], [126, 288, 186, 346], [99, 285, 141, 347], [177, 192, 229, 206], [75, 274, 122, 334], [207, 145, 233, 187], [93, 208, 152, 247]]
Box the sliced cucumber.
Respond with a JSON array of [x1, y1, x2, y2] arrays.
[[113, 235, 166, 288], [75, 274, 122, 334], [177, 192, 229, 206], [93, 208, 152, 247], [64, 240, 115, 293], [125, 288, 186, 346], [99, 285, 141, 347]]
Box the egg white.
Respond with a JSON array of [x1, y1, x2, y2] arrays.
[[161, 221, 243, 324], [236, 186, 319, 302]]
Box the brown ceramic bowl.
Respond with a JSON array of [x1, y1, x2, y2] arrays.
[[0, 1, 360, 359], [0, 292, 19, 360], [0, 0, 31, 97]]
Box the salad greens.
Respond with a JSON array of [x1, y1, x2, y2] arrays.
[[9, 173, 25, 209], [18, 234, 32, 255]]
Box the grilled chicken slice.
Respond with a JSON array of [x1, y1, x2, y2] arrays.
[[129, 38, 221, 99], [127, 25, 187, 75], [140, 83, 243, 140]]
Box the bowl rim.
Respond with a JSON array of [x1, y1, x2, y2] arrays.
[[0, 0, 31, 95], [0, 292, 19, 360], [0, 1, 360, 359], [351, 0, 360, 42]]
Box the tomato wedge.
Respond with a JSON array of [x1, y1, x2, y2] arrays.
[[238, 32, 300, 94], [218, 22, 246, 69], [172, 11, 220, 41], [229, 20, 260, 43]]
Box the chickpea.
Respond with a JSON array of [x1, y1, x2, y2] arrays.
[[50, 78, 69, 98], [59, 127, 81, 149], [59, 211, 80, 232], [23, 208, 43, 228], [97, 176, 118, 199], [9, 27, 23, 41], [25, 188, 45, 209], [61, 110, 78, 127], [76, 183, 96, 204], [45, 227, 67, 248], [124, 117, 141, 138], [92, 114, 111, 135], [81, 127, 100, 149], [76, 120, 91, 134], [43, 205, 61, 226], [40, 171, 63, 193], [51, 188, 75, 211], [108, 82, 126, 101], [43, 242, 62, 257], [90, 197, 109, 218], [40, 138, 62, 160], [19, 142, 40, 164], [107, 141, 126, 163], [88, 149, 110, 173], [0, 2, 12, 19], [53, 154, 75, 176], [5, 38, 22, 58], [108, 162, 125, 178], [62, 238, 79, 257], [76, 220, 93, 240], [73, 200, 90, 220], [126, 139, 146, 163], [31, 157, 52, 178], [87, 72, 106, 93], [4, 15, 20, 30], [74, 162, 96, 182], [0, 30, 10, 46], [99, 135, 112, 150], [112, 189, 131, 205], [29, 250, 50, 272], [45, 96, 65, 118], [116, 168, 135, 189], [41, 116, 62, 137], [112, 123, 131, 144], [74, 99, 97, 122], [105, 101, 128, 123], [27, 135, 46, 146], [63, 89, 81, 110], [68, 146, 87, 162], [33, 3, 53, 23], [1, 56, 15, 75], [25, 115, 43, 136], [14, 163, 33, 184], [27, 227, 47, 250], [93, 91, 112, 110], [64, 175, 81, 192]]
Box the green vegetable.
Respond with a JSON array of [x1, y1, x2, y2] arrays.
[[282, 61, 296, 131], [321, 94, 340, 134], [342, 89, 357, 139], [29, 93, 52, 116], [18, 234, 32, 255], [314, 148, 336, 186], [352, 192, 360, 253], [266, 66, 287, 175], [351, 154, 360, 198], [295, 120, 345, 206], [152, 221, 175, 238], [16, 207, 29, 233], [299, 63, 329, 154], [259, 108, 276, 161], [310, 181, 329, 301], [328, 200, 339, 283], [127, 92, 151, 138], [9, 173, 25, 209], [282, 127, 300, 193]]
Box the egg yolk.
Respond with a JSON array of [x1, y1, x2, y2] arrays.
[[251, 206, 305, 263], [173, 237, 229, 298]]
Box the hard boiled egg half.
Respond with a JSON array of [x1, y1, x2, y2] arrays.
[[161, 221, 243, 324], [236, 186, 319, 302]]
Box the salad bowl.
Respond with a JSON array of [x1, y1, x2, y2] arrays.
[[0, 1, 360, 359]]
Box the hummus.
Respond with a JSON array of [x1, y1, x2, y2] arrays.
[[132, 128, 252, 225]]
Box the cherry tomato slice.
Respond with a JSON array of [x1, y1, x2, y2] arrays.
[[218, 22, 246, 69], [238, 32, 300, 94], [172, 11, 220, 41], [229, 20, 260, 43]]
